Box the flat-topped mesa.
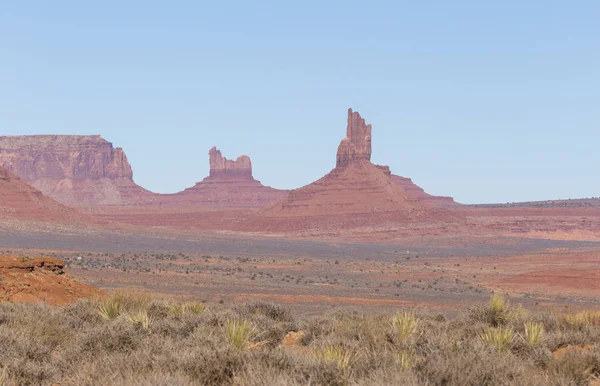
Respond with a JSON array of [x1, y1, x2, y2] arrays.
[[208, 147, 254, 181], [336, 108, 372, 168], [0, 135, 133, 181], [0, 135, 153, 206]]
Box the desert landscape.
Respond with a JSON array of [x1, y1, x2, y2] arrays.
[[1, 106, 600, 384]]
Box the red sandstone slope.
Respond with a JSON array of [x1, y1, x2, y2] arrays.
[[165, 147, 286, 208], [0, 166, 84, 222], [0, 135, 156, 206], [391, 175, 457, 206], [264, 109, 441, 220]]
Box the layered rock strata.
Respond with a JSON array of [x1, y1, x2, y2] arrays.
[[0, 135, 155, 206]]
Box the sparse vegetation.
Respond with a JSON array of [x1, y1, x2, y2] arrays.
[[0, 293, 599, 385], [523, 322, 544, 346], [224, 319, 256, 350]]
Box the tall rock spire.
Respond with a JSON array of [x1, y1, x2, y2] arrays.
[[336, 108, 372, 167]]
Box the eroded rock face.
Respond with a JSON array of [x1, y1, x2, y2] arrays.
[[169, 147, 287, 208], [208, 147, 253, 180], [0, 135, 154, 206], [336, 108, 372, 167]]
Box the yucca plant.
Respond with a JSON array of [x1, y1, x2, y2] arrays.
[[224, 319, 256, 350], [125, 309, 151, 329], [486, 293, 510, 326], [563, 311, 600, 328], [523, 322, 544, 345], [480, 327, 514, 352], [313, 345, 355, 371], [397, 349, 416, 370], [391, 311, 418, 342], [184, 302, 206, 314], [97, 296, 124, 320]]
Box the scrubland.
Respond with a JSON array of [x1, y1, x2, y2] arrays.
[[0, 293, 599, 385]]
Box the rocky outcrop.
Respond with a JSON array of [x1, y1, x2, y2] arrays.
[[0, 255, 101, 305], [391, 175, 458, 206], [168, 147, 286, 208], [209, 147, 253, 180], [0, 165, 85, 222], [0, 135, 155, 206], [336, 109, 372, 167]]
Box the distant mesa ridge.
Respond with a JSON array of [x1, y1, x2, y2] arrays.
[[0, 110, 456, 209]]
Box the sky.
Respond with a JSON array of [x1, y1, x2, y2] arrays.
[[1, 1, 598, 204]]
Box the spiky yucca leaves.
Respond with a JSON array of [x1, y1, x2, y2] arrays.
[[125, 310, 151, 330], [396, 349, 416, 370], [225, 319, 256, 350], [313, 345, 356, 371], [480, 327, 514, 352], [97, 297, 124, 320], [562, 311, 600, 328], [95, 291, 151, 320], [391, 311, 418, 343], [168, 301, 207, 316], [523, 322, 544, 345]]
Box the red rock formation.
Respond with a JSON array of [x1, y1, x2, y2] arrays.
[[0, 165, 85, 222], [391, 175, 457, 206], [0, 255, 101, 305], [167, 147, 286, 208], [336, 108, 372, 167], [0, 135, 156, 206], [209, 147, 253, 180], [265, 109, 434, 220]]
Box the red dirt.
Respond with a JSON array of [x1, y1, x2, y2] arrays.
[[0, 255, 102, 305]]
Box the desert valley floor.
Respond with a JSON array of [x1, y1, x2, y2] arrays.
[[2, 220, 599, 315]]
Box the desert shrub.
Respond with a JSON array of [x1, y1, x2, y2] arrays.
[[1, 294, 600, 385], [471, 293, 511, 327]]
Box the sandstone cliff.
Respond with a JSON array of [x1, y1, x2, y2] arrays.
[[0, 135, 155, 206]]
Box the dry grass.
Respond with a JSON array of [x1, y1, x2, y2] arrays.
[[0, 292, 599, 385]]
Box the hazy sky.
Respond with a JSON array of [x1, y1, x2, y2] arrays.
[[1, 1, 598, 204]]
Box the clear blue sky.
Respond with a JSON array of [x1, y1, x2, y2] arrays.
[[1, 1, 598, 204]]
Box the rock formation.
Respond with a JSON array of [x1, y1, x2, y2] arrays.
[[0, 255, 101, 305], [336, 109, 372, 167], [209, 147, 253, 180], [264, 108, 456, 226], [391, 175, 457, 206], [0, 135, 156, 206], [168, 147, 286, 208], [0, 165, 84, 222]]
